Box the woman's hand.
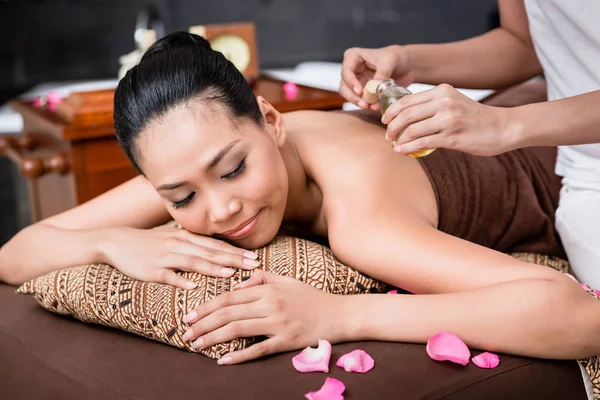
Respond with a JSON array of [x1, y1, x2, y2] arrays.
[[181, 270, 349, 364], [340, 45, 414, 110], [101, 226, 260, 289], [382, 84, 517, 156]]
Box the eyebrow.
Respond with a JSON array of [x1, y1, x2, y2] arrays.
[[157, 140, 240, 192]]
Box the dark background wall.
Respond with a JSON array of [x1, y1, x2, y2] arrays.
[[0, 0, 499, 100], [0, 0, 499, 244]]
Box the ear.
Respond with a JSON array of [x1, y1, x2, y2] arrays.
[[256, 96, 286, 147]]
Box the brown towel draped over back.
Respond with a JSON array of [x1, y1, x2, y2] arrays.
[[418, 147, 566, 258], [343, 109, 565, 258]]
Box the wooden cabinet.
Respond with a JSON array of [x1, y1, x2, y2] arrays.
[[2, 77, 346, 222]]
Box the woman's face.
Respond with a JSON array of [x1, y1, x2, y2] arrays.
[[137, 98, 289, 249]]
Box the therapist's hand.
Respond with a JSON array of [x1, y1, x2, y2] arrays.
[[340, 45, 414, 111], [383, 84, 516, 156]]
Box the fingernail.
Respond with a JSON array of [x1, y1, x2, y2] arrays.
[[185, 281, 197, 289], [244, 251, 258, 259], [182, 329, 193, 341], [192, 337, 205, 349], [183, 311, 197, 323], [221, 267, 235, 276], [353, 87, 360, 95], [243, 258, 260, 268], [217, 356, 233, 365], [394, 145, 402, 153]]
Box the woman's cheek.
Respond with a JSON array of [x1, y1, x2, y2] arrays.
[[172, 208, 207, 234]]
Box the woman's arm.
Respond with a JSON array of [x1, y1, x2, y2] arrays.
[[0, 176, 170, 285], [0, 176, 256, 286], [407, 0, 542, 89], [328, 204, 600, 359]]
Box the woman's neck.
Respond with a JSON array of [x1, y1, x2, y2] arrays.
[[279, 131, 324, 232]]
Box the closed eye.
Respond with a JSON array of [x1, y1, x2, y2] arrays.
[[172, 192, 195, 209], [222, 158, 246, 180]]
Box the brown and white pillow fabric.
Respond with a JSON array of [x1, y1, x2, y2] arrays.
[[17, 235, 392, 360]]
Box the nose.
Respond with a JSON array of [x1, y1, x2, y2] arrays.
[[207, 192, 242, 224]]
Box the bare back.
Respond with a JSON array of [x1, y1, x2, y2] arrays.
[[284, 110, 439, 234]]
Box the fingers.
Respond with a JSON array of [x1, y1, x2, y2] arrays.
[[341, 48, 365, 96], [393, 118, 444, 155], [157, 269, 198, 290], [184, 286, 264, 324], [394, 135, 437, 156], [169, 234, 260, 274], [383, 84, 460, 143], [381, 88, 434, 124], [372, 62, 395, 81], [339, 79, 364, 106], [168, 254, 236, 278], [183, 231, 258, 259], [232, 268, 268, 290], [179, 245, 259, 272], [386, 102, 439, 144], [216, 339, 279, 365], [234, 269, 297, 290], [183, 303, 268, 344]]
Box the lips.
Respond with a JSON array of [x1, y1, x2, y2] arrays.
[[222, 211, 261, 239]]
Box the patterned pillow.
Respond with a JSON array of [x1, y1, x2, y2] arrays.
[[16, 235, 392, 360]]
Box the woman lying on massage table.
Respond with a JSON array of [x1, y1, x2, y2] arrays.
[[1, 31, 598, 365]]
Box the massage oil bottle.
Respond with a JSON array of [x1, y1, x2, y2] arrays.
[[363, 79, 435, 157]]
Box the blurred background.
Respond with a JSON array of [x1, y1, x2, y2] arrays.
[[0, 0, 499, 245]]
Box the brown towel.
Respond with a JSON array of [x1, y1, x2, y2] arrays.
[[418, 147, 565, 258]]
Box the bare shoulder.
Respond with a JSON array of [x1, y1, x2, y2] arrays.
[[42, 175, 170, 230], [284, 110, 438, 238]]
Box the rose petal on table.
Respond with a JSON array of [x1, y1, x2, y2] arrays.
[[580, 283, 592, 292], [336, 349, 375, 373], [564, 273, 578, 282], [472, 352, 500, 369], [293, 339, 332, 373], [426, 332, 471, 366], [305, 377, 345, 400], [283, 81, 299, 95], [46, 91, 63, 104], [387, 289, 398, 294]]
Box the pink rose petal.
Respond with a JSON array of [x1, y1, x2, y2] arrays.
[[426, 332, 471, 366], [564, 273, 578, 282], [46, 91, 63, 104], [293, 339, 332, 373], [387, 289, 398, 294], [580, 283, 591, 292], [283, 81, 299, 95], [472, 352, 500, 369], [283, 82, 299, 101], [336, 349, 375, 373], [305, 377, 345, 400]]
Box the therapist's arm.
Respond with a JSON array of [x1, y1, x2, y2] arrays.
[[406, 0, 542, 90], [509, 90, 600, 148]]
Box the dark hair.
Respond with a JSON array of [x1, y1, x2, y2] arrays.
[[114, 31, 263, 173]]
